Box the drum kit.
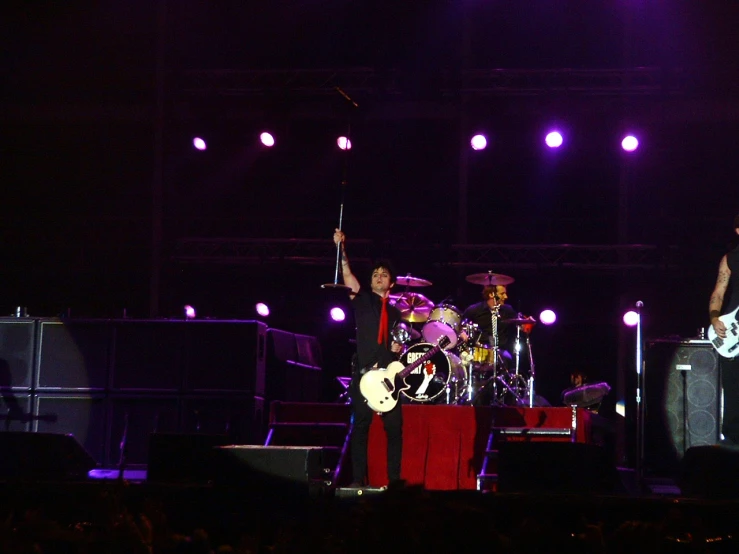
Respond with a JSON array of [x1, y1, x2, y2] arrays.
[[388, 272, 540, 408]]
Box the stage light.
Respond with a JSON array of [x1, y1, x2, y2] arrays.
[[330, 307, 346, 322], [260, 132, 275, 147], [623, 310, 639, 327], [621, 135, 639, 152], [470, 134, 487, 151], [337, 136, 352, 150], [184, 305, 196, 320], [539, 309, 557, 325], [545, 131, 563, 148], [192, 137, 207, 151], [255, 302, 270, 317]]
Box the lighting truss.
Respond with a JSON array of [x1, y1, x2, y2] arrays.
[[173, 238, 679, 271]]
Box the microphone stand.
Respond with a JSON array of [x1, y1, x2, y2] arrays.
[[634, 300, 645, 488], [322, 87, 358, 293]]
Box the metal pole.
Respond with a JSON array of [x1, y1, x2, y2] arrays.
[[635, 300, 644, 484], [149, 0, 167, 317]]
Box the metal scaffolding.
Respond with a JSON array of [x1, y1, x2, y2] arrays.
[[172, 238, 679, 271]]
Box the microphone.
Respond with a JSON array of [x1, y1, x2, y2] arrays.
[[636, 300, 644, 309]]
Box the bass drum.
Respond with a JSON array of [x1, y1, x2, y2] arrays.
[[399, 342, 463, 404]]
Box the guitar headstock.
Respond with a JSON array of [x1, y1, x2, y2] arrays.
[[438, 335, 451, 349]]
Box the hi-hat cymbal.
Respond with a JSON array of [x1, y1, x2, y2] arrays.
[[396, 274, 433, 287], [465, 271, 515, 286], [393, 292, 435, 323]]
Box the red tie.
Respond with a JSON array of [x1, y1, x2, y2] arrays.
[[377, 296, 389, 345]]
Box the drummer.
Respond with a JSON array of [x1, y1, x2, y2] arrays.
[[461, 284, 518, 368]]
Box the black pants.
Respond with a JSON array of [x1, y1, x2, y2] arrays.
[[350, 377, 403, 484], [721, 356, 739, 443]]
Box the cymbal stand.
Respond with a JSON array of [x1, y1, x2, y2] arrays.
[[524, 332, 536, 407]]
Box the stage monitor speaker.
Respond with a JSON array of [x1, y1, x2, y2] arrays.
[[679, 445, 739, 500], [497, 442, 620, 494], [0, 432, 96, 481], [644, 340, 720, 477], [212, 445, 329, 495], [147, 432, 229, 484], [0, 318, 36, 390]]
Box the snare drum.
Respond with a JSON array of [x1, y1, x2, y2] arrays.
[[422, 304, 462, 349], [472, 344, 496, 365], [399, 343, 463, 403]]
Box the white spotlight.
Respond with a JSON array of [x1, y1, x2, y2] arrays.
[[184, 305, 196, 320], [337, 136, 352, 150], [260, 132, 275, 147]]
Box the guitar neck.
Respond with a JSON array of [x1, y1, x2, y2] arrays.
[[398, 344, 442, 379]]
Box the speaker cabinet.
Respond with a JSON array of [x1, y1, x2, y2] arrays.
[[644, 340, 720, 476], [183, 321, 266, 395], [108, 396, 181, 465], [497, 442, 620, 494], [0, 319, 36, 390], [0, 432, 96, 481], [34, 394, 108, 465], [111, 321, 185, 391], [182, 395, 265, 444], [36, 320, 112, 390], [0, 392, 32, 432]]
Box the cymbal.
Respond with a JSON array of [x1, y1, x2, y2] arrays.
[[393, 292, 435, 323], [465, 271, 515, 286], [396, 274, 432, 287], [504, 317, 537, 326]]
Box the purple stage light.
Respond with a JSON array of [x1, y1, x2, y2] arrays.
[[539, 309, 557, 325], [260, 132, 275, 147], [184, 305, 196, 320], [623, 310, 639, 327], [470, 134, 487, 151], [621, 135, 639, 152], [545, 131, 563, 148], [337, 136, 352, 150], [255, 302, 270, 317], [192, 137, 207, 151], [330, 307, 346, 322]]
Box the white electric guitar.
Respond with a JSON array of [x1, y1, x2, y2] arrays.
[[707, 306, 739, 358], [359, 336, 451, 413]]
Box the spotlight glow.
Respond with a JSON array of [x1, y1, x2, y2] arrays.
[[539, 309, 557, 325], [260, 132, 275, 147], [255, 302, 270, 317], [470, 134, 487, 151], [184, 305, 196, 320], [545, 131, 563, 148], [192, 137, 207, 151], [337, 136, 352, 150], [623, 310, 639, 327], [621, 135, 639, 152], [330, 307, 346, 322]]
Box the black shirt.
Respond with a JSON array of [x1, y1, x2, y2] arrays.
[[352, 289, 401, 370], [461, 301, 517, 353], [725, 247, 739, 314]]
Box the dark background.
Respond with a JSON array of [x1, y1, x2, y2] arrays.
[[1, 1, 738, 411]]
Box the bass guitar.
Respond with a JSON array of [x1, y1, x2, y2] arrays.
[[359, 336, 451, 413], [707, 306, 739, 358]]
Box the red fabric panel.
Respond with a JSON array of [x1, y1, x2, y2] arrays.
[[368, 405, 593, 490]]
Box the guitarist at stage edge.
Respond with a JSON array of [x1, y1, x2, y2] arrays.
[[333, 228, 405, 488], [709, 213, 739, 446]]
